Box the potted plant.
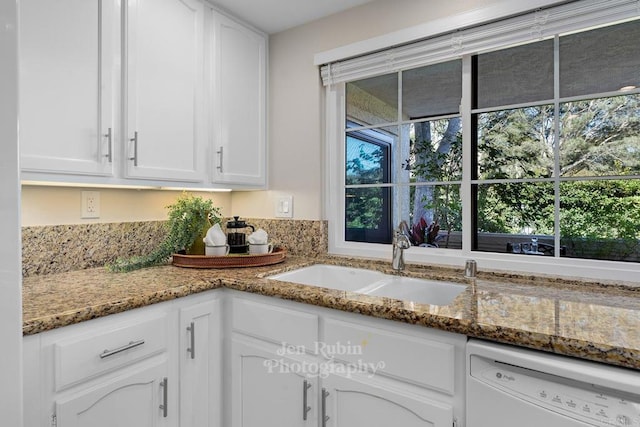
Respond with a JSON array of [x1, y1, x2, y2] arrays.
[[108, 193, 222, 272]]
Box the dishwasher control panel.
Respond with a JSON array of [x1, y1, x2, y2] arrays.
[[471, 355, 640, 426]]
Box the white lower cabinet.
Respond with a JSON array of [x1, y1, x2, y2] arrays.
[[322, 372, 453, 427], [229, 293, 465, 427], [38, 304, 178, 427], [55, 357, 170, 427], [230, 337, 318, 427], [23, 290, 222, 427], [24, 288, 466, 427], [178, 297, 222, 427], [229, 341, 453, 427]]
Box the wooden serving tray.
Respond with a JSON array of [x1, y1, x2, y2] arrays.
[[172, 247, 286, 269]]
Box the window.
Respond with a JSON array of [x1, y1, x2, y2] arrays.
[[322, 0, 640, 279], [473, 38, 556, 255], [473, 22, 640, 262], [344, 60, 462, 249]]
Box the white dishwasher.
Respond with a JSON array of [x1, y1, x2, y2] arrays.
[[467, 339, 640, 427]]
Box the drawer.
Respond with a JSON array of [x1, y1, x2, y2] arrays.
[[54, 312, 168, 391], [323, 318, 456, 394], [232, 298, 318, 351]]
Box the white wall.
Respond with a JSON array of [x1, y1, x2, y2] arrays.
[[230, 0, 506, 220], [0, 0, 23, 422]]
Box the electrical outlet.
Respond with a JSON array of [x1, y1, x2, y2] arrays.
[[275, 195, 293, 218], [81, 191, 100, 219]]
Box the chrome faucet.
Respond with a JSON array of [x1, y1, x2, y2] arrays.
[[392, 223, 411, 271]]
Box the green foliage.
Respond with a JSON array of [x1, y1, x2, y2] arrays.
[[560, 180, 640, 239], [477, 105, 554, 179], [477, 182, 555, 235], [346, 139, 387, 229], [476, 94, 640, 260], [410, 137, 462, 182], [559, 180, 640, 260], [476, 178, 640, 260], [560, 96, 640, 177], [346, 143, 384, 185], [346, 188, 386, 229], [417, 185, 462, 233], [107, 193, 222, 272], [410, 119, 462, 182]]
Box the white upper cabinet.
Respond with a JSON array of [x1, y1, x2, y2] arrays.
[[125, 0, 206, 183], [19, 1, 267, 188], [19, 0, 118, 177], [210, 10, 267, 188]]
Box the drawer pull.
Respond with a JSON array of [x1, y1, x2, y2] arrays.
[[322, 388, 330, 427], [187, 322, 195, 359], [99, 339, 145, 359], [159, 377, 168, 417], [216, 146, 223, 173], [104, 127, 113, 163], [129, 131, 138, 166], [302, 379, 312, 420]]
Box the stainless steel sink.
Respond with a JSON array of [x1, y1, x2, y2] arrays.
[[268, 264, 467, 305]]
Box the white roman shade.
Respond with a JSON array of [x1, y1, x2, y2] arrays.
[[319, 0, 640, 86]]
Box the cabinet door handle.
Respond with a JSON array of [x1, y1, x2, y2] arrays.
[[99, 339, 145, 359], [302, 379, 312, 420], [186, 322, 195, 359], [104, 127, 113, 163], [216, 146, 223, 173], [129, 131, 138, 166], [321, 388, 330, 427], [159, 377, 168, 418]]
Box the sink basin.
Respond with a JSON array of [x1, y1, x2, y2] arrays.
[[361, 276, 468, 306], [267, 264, 387, 292], [267, 264, 467, 305]]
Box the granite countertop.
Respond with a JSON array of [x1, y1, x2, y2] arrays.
[[22, 255, 640, 370]]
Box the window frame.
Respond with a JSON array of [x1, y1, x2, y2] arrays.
[[322, 1, 640, 282]]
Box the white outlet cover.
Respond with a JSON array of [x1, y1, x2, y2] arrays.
[[275, 196, 293, 218], [81, 191, 100, 219]]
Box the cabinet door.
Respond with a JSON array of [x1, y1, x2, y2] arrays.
[[231, 337, 317, 427], [179, 299, 222, 427], [211, 11, 267, 187], [126, 0, 205, 182], [56, 359, 171, 427], [19, 0, 117, 176], [322, 373, 453, 427]]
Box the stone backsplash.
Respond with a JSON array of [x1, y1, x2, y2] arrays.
[[22, 218, 328, 277]]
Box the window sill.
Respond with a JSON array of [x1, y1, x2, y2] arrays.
[[329, 240, 640, 283]]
